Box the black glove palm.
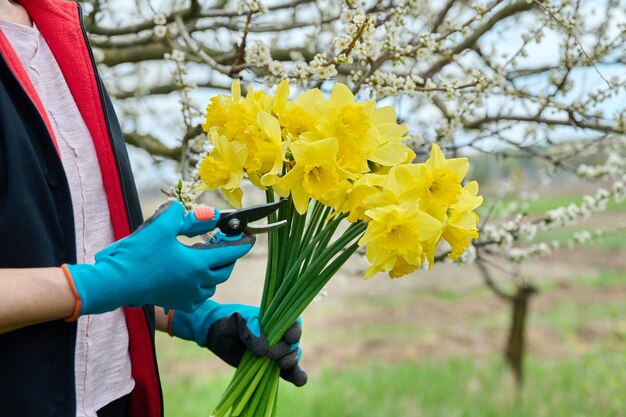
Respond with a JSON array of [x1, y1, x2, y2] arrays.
[[169, 300, 308, 387]]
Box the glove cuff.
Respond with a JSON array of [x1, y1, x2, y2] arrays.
[[61, 264, 82, 322], [169, 300, 223, 347], [167, 309, 175, 337]]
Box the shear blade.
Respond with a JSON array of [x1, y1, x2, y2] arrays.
[[245, 219, 288, 234]]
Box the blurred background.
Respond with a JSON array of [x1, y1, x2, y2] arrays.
[[81, 0, 626, 415]]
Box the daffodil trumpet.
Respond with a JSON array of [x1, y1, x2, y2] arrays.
[[194, 80, 482, 417]]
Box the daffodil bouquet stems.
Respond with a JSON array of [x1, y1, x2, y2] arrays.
[[197, 80, 482, 417], [212, 192, 366, 417]]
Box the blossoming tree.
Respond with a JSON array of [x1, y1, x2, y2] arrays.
[[82, 0, 626, 388]]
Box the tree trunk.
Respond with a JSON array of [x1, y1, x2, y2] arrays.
[[505, 284, 537, 390]]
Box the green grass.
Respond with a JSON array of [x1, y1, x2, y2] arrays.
[[482, 193, 626, 249], [532, 296, 626, 337], [521, 195, 625, 216], [497, 194, 626, 216], [549, 269, 625, 290], [530, 228, 626, 250], [162, 351, 626, 417], [159, 270, 626, 417], [482, 194, 626, 222]]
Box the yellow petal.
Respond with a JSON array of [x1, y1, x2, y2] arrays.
[[231, 79, 241, 102], [416, 210, 443, 242], [446, 157, 469, 180], [291, 182, 310, 214], [364, 265, 382, 280], [222, 187, 243, 208], [273, 79, 290, 114], [389, 256, 420, 278], [451, 210, 478, 230], [384, 164, 419, 200], [444, 225, 478, 260], [426, 143, 446, 169], [329, 83, 355, 107], [465, 180, 479, 196], [421, 237, 440, 270], [372, 106, 397, 125], [291, 137, 339, 166], [260, 141, 289, 187], [257, 111, 282, 144], [295, 88, 324, 113], [369, 141, 411, 167], [376, 123, 408, 139]]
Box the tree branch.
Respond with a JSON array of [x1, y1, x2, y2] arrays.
[[464, 114, 621, 134], [112, 80, 230, 100], [476, 258, 515, 301], [420, 0, 537, 80], [86, 0, 315, 36], [124, 131, 181, 160], [431, 0, 457, 32]]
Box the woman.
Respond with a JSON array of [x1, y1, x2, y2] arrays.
[[0, 1, 305, 416]]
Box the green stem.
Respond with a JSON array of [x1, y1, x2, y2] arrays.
[[302, 225, 333, 272], [259, 214, 348, 329], [282, 210, 307, 283], [241, 367, 273, 417], [273, 197, 293, 288], [230, 359, 271, 416], [262, 366, 281, 417], [263, 223, 365, 334], [268, 241, 362, 345], [297, 201, 325, 258], [260, 189, 279, 314], [215, 206, 363, 417], [276, 208, 298, 288], [212, 354, 264, 417], [281, 212, 347, 285]]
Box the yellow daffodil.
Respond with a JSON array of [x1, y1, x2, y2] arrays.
[[359, 202, 442, 279], [381, 164, 422, 202], [202, 96, 230, 134], [198, 133, 247, 207], [199, 80, 481, 277], [316, 84, 413, 174], [247, 111, 288, 189], [367, 106, 413, 167], [442, 181, 482, 260], [273, 80, 323, 140], [315, 84, 379, 174], [202, 80, 275, 174], [203, 80, 244, 135], [324, 174, 387, 222], [277, 137, 354, 214], [414, 143, 469, 217]]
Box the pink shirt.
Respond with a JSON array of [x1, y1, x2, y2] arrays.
[[0, 20, 134, 416]]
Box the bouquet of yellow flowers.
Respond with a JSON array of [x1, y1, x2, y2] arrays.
[[195, 80, 482, 417]]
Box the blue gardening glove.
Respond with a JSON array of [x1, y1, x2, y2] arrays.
[[62, 201, 254, 320], [169, 299, 308, 387]]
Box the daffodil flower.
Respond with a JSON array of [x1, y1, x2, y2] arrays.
[[415, 143, 469, 216], [246, 111, 288, 189], [443, 181, 483, 260], [315, 84, 379, 174], [326, 174, 387, 222], [359, 202, 442, 279], [277, 137, 354, 214], [198, 132, 247, 207], [198, 79, 481, 280], [273, 80, 323, 140]]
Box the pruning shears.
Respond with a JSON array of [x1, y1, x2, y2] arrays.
[[181, 200, 288, 246]]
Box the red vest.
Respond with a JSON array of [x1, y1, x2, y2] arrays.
[[0, 1, 162, 415]]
